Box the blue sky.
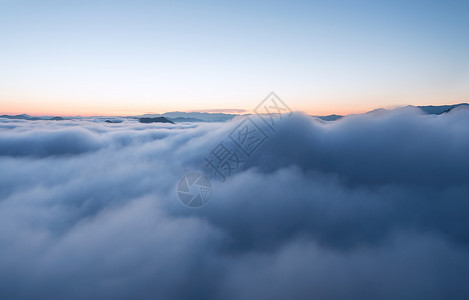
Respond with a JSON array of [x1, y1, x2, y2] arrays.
[[0, 0, 468, 115]]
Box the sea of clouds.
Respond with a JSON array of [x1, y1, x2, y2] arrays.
[[1, 107, 469, 299]]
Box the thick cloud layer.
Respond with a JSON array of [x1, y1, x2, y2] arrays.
[[1, 108, 469, 299]]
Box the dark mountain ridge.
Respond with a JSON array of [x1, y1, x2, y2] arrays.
[[138, 117, 174, 124]]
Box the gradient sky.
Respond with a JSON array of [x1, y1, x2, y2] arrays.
[[1, 0, 468, 116]]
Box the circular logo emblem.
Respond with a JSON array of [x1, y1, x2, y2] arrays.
[[177, 172, 212, 207]]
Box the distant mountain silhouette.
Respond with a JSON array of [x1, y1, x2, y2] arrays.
[[2, 103, 468, 123], [162, 112, 236, 122], [416, 103, 469, 115], [138, 117, 174, 124], [134, 112, 236, 122], [0, 114, 67, 121], [169, 117, 206, 123], [363, 103, 469, 117], [315, 114, 343, 121], [0, 114, 41, 120]]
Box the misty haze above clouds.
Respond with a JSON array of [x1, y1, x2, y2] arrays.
[[1, 106, 469, 299]]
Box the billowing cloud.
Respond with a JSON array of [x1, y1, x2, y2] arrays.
[[1, 107, 469, 299]]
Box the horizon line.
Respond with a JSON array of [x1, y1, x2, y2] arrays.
[[2, 102, 469, 118]]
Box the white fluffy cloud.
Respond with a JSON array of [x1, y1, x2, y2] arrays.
[[1, 108, 469, 299]]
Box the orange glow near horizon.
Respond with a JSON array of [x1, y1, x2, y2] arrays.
[[3, 99, 468, 117], [1, 90, 468, 117], [0, 95, 393, 117], [0, 107, 368, 118]]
